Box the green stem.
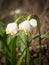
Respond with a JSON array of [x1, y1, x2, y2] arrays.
[[26, 41, 31, 65], [15, 16, 26, 23], [38, 34, 42, 65], [25, 49, 27, 65], [27, 14, 42, 65]]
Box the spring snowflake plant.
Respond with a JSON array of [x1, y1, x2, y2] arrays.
[[0, 15, 49, 65]]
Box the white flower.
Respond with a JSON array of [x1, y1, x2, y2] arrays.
[[6, 22, 18, 35], [29, 19, 37, 27], [19, 20, 31, 35], [15, 9, 21, 14]]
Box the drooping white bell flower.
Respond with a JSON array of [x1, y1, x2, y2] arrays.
[[19, 20, 31, 35], [29, 19, 37, 27], [6, 22, 18, 35], [15, 9, 21, 14]]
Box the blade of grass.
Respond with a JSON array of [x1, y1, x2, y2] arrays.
[[26, 47, 31, 65], [3, 32, 11, 52], [11, 36, 16, 65], [16, 47, 27, 65], [0, 33, 11, 64], [17, 31, 27, 46], [41, 34, 49, 38], [3, 32, 11, 65]]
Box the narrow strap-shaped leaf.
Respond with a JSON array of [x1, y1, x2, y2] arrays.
[[3, 32, 11, 65], [41, 34, 49, 38], [0, 35, 3, 41], [7, 35, 12, 45], [16, 47, 27, 65], [11, 36, 16, 65], [17, 31, 27, 46], [3, 32, 11, 52], [26, 47, 31, 65]]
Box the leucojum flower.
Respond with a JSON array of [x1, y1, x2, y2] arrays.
[[6, 22, 18, 35], [19, 19, 37, 35], [19, 20, 31, 35], [6, 18, 37, 35], [29, 19, 37, 27]]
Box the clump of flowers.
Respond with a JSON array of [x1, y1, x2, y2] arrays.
[[6, 18, 37, 35]]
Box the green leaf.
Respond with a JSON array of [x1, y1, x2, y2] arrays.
[[0, 21, 5, 36], [17, 31, 27, 45], [15, 31, 28, 52], [2, 32, 11, 65], [0, 35, 3, 41], [41, 34, 49, 38], [11, 36, 17, 65], [0, 33, 11, 65], [15, 36, 26, 52], [3, 32, 11, 52], [7, 35, 12, 45], [26, 47, 31, 65], [17, 48, 27, 65]]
